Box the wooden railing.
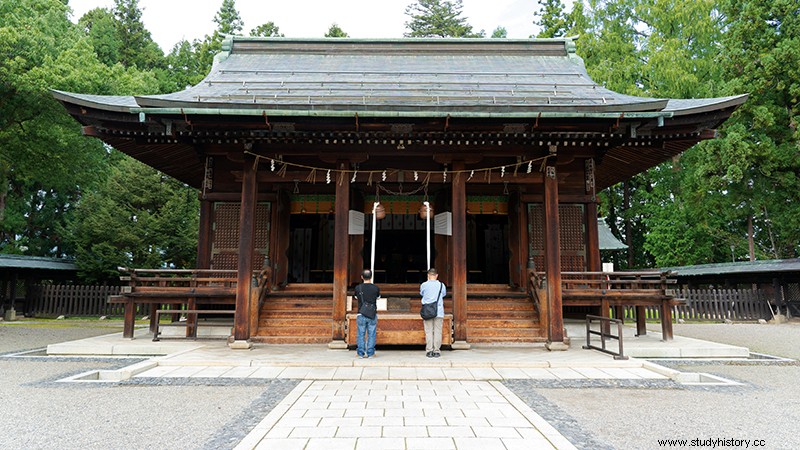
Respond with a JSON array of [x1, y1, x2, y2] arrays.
[[531, 270, 681, 340], [111, 268, 248, 339]]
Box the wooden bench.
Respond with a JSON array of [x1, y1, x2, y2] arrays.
[[345, 313, 454, 347], [152, 309, 235, 341], [559, 271, 683, 340], [110, 269, 240, 339]]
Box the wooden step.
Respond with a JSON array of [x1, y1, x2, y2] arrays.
[[259, 310, 331, 319], [256, 326, 331, 337], [467, 327, 544, 338], [467, 319, 539, 328], [258, 318, 332, 328], [468, 335, 547, 343], [467, 302, 536, 311], [468, 310, 537, 319], [251, 336, 331, 344]]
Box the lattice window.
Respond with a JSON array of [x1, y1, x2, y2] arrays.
[[211, 202, 271, 270], [527, 203, 586, 272]]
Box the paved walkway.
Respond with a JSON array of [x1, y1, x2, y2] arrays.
[[43, 322, 751, 449], [235, 380, 575, 450]]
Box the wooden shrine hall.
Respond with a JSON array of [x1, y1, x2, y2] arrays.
[[53, 37, 745, 350]]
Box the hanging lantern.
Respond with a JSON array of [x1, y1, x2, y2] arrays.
[[374, 202, 386, 220], [419, 202, 433, 219]]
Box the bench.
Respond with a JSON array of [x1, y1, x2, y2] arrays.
[[109, 269, 240, 339], [559, 271, 682, 340], [345, 313, 454, 347], [152, 309, 235, 341]]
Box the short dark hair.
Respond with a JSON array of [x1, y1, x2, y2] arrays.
[[427, 268, 437, 275], [362, 269, 373, 280]]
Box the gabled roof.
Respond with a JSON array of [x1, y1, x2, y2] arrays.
[[0, 254, 78, 271], [51, 37, 747, 190], [132, 37, 672, 114], [665, 259, 800, 277], [53, 37, 745, 118], [598, 221, 627, 251]]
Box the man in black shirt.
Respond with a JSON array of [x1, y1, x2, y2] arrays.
[[354, 269, 380, 358]]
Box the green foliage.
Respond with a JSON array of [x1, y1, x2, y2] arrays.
[[491, 26, 507, 38], [404, 0, 485, 38], [534, 0, 568, 38], [325, 23, 349, 38], [78, 7, 121, 66], [111, 0, 164, 69], [66, 157, 199, 283], [250, 21, 284, 37], [213, 0, 243, 36]]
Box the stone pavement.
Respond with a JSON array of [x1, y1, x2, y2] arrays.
[[43, 321, 751, 449], [235, 380, 575, 450]]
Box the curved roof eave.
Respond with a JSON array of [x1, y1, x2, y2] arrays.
[[51, 89, 138, 112], [664, 94, 749, 116]]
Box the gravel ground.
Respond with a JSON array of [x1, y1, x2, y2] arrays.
[[511, 322, 800, 450], [2, 319, 799, 450], [0, 320, 291, 450]]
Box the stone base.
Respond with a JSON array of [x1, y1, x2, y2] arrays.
[[3, 308, 16, 321], [545, 341, 569, 352], [327, 340, 348, 349], [451, 340, 471, 350], [228, 340, 252, 350]]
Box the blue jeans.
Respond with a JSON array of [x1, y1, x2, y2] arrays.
[[356, 314, 377, 357]]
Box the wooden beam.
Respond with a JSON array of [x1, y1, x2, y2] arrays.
[[332, 160, 350, 342], [543, 163, 564, 345], [196, 199, 213, 268], [233, 153, 258, 342], [451, 161, 468, 342]]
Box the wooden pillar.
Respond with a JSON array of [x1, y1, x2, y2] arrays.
[[232, 152, 258, 347], [197, 199, 213, 268], [331, 160, 350, 344], [451, 161, 468, 345], [269, 189, 290, 289], [508, 191, 528, 290], [543, 162, 566, 348]]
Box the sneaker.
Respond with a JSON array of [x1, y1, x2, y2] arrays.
[[433, 352, 441, 358], [358, 353, 365, 359], [367, 354, 375, 358], [426, 351, 434, 358]]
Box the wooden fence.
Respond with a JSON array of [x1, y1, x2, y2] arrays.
[[624, 288, 773, 321], [29, 285, 125, 317]]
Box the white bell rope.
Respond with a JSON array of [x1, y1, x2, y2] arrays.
[[424, 201, 431, 270], [371, 201, 378, 276]]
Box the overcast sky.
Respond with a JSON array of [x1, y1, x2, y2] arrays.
[[68, 0, 575, 52]]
